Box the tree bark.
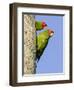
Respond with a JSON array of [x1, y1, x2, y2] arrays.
[[23, 15, 36, 74]]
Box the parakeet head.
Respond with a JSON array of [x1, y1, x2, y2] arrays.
[[48, 29, 54, 37], [42, 22, 47, 28]]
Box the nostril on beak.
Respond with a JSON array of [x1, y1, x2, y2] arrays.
[[51, 31, 54, 34]]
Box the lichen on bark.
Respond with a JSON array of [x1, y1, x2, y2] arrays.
[[23, 15, 36, 74]]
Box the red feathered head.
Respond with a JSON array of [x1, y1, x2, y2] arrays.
[[42, 22, 47, 28]]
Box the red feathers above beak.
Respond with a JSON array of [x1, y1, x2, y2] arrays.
[[42, 22, 47, 28]]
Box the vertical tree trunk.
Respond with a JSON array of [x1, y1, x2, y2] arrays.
[[23, 15, 36, 74]]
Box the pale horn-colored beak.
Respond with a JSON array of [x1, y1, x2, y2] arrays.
[[48, 29, 54, 37]]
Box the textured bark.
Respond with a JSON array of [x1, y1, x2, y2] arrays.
[[24, 15, 36, 74]]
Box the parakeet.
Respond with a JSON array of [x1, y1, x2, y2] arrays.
[[36, 29, 54, 62], [35, 21, 47, 30]]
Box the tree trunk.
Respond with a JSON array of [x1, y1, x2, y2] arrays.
[[23, 15, 36, 74]]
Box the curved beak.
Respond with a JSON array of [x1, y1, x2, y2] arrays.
[[45, 24, 47, 26], [48, 29, 54, 37]]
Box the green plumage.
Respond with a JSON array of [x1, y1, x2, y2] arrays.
[[35, 21, 43, 30], [36, 30, 50, 62]]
